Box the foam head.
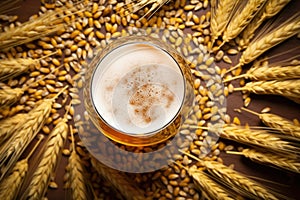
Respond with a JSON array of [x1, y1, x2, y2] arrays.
[[91, 42, 185, 135]]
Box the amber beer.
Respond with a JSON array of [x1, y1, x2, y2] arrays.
[[85, 36, 193, 146]]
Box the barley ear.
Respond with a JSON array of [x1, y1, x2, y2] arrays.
[[239, 16, 300, 69], [203, 160, 279, 200], [238, 0, 291, 49], [0, 88, 24, 109], [65, 126, 88, 200], [234, 80, 300, 100], [220, 125, 298, 154], [184, 164, 236, 200], [0, 10, 65, 50], [222, 0, 267, 44], [241, 107, 300, 139], [180, 150, 280, 200], [0, 113, 27, 145], [240, 149, 300, 174], [0, 135, 44, 200], [91, 157, 147, 200], [0, 99, 52, 181], [24, 118, 68, 200], [0, 87, 67, 182]]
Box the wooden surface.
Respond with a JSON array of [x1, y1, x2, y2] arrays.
[[6, 0, 300, 199]]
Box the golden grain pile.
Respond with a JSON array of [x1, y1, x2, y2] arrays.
[[0, 0, 299, 199]]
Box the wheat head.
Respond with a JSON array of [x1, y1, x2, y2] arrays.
[[245, 65, 300, 81], [0, 159, 27, 200], [188, 166, 236, 200], [242, 148, 300, 174], [238, 16, 300, 68], [238, 0, 291, 49], [0, 98, 53, 181], [259, 113, 300, 139], [222, 0, 267, 44], [234, 79, 300, 100], [65, 126, 88, 200], [66, 150, 88, 200], [91, 157, 147, 200], [203, 160, 279, 200], [0, 58, 38, 81], [210, 0, 237, 43], [0, 87, 24, 109], [25, 119, 68, 200], [0, 11, 65, 50], [220, 125, 298, 154], [0, 113, 26, 145]]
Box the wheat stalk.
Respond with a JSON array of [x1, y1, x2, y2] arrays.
[[234, 79, 300, 100], [220, 0, 267, 47], [24, 118, 68, 200], [238, 0, 291, 49], [0, 135, 43, 200], [180, 150, 279, 200], [0, 99, 52, 181], [224, 65, 300, 82], [0, 58, 38, 81], [227, 15, 300, 73], [0, 113, 26, 145], [0, 11, 65, 50], [219, 125, 298, 154], [0, 86, 67, 181], [241, 108, 300, 139], [203, 160, 279, 200], [91, 156, 147, 200], [0, 55, 57, 81], [186, 165, 236, 200], [230, 149, 300, 174], [210, 0, 238, 45], [65, 126, 88, 200], [0, 87, 24, 109]]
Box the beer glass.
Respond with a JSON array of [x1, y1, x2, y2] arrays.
[[84, 35, 194, 146]]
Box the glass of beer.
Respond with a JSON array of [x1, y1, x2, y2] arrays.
[[84, 35, 194, 146]]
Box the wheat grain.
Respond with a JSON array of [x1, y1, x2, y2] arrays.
[[203, 160, 279, 200], [187, 166, 236, 200], [0, 86, 67, 181], [0, 135, 43, 200], [219, 125, 298, 154], [210, 0, 238, 44], [0, 87, 24, 109], [0, 58, 39, 81], [25, 118, 68, 200], [238, 0, 291, 49], [228, 15, 300, 73], [239, 149, 300, 174], [0, 11, 65, 50], [234, 79, 300, 100], [65, 126, 88, 200], [91, 157, 147, 200], [221, 0, 267, 46], [0, 113, 26, 145], [128, 0, 169, 19]]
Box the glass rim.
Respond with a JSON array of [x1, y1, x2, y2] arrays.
[[90, 39, 187, 139]]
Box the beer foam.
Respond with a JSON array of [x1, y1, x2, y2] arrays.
[[91, 42, 185, 135]]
